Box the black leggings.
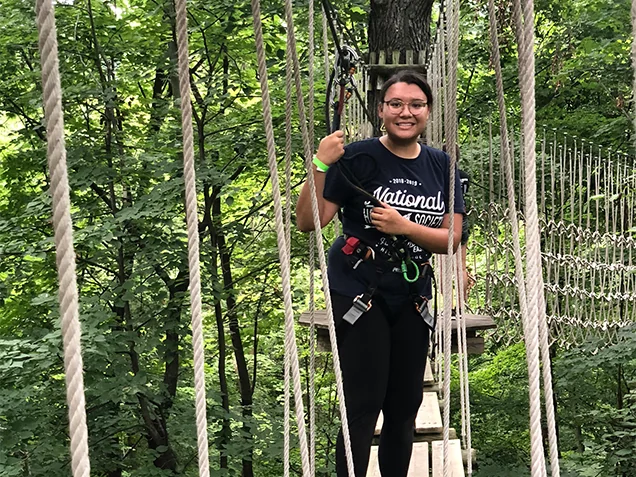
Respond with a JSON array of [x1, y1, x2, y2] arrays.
[[332, 291, 430, 477]]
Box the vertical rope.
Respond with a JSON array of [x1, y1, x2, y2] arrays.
[[515, 0, 550, 474], [307, 2, 317, 472], [282, 0, 355, 471], [443, 0, 460, 474], [250, 1, 313, 474], [455, 253, 473, 476], [283, 31, 294, 477], [308, 230, 317, 476], [35, 1, 90, 475], [173, 0, 212, 474]]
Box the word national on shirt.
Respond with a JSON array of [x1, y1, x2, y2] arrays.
[[373, 186, 445, 213]]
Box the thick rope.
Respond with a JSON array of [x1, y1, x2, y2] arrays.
[[251, 1, 319, 474], [35, 1, 90, 475], [283, 36, 293, 477], [307, 2, 317, 472], [308, 230, 317, 476], [281, 0, 356, 473], [173, 0, 212, 474], [514, 0, 549, 474], [442, 0, 460, 474], [455, 253, 473, 476], [486, 2, 560, 473]]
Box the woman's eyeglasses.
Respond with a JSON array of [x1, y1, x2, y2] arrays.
[[383, 99, 428, 115]]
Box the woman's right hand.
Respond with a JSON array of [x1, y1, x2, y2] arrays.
[[316, 130, 345, 166]]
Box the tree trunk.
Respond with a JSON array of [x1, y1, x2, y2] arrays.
[[214, 191, 255, 477], [367, 0, 435, 133], [368, 0, 433, 56]]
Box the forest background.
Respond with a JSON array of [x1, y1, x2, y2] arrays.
[[0, 0, 635, 476]]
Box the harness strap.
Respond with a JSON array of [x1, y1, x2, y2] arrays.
[[342, 263, 383, 325], [340, 236, 438, 330]]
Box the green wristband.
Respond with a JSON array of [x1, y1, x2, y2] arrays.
[[312, 155, 330, 173]]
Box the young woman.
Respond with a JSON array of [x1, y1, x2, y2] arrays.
[[296, 70, 465, 476]]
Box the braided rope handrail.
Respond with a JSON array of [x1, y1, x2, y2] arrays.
[[455, 254, 473, 475], [281, 0, 356, 472], [173, 0, 212, 473], [283, 22, 294, 477], [442, 1, 460, 475], [35, 1, 91, 476], [516, 0, 559, 472], [307, 2, 317, 472], [486, 2, 544, 472], [249, 1, 314, 475]]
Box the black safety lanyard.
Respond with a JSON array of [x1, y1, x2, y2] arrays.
[[321, 0, 418, 284]]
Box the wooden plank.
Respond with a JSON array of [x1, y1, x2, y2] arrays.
[[448, 314, 496, 332], [367, 445, 380, 476], [367, 442, 429, 477], [374, 412, 383, 435], [407, 442, 429, 476], [415, 392, 443, 434], [432, 440, 465, 477], [424, 359, 434, 385], [375, 392, 442, 436], [299, 310, 495, 332]]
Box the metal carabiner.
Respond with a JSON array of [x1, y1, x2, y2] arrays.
[[401, 259, 420, 283]]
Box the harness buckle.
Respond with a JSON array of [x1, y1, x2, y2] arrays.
[[415, 296, 436, 332], [352, 246, 375, 269], [342, 293, 373, 325], [414, 295, 428, 314], [353, 293, 372, 311], [342, 236, 361, 255]]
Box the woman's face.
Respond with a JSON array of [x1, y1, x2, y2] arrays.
[[378, 81, 430, 143]]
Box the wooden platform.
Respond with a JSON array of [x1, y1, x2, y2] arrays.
[[298, 310, 495, 331], [298, 310, 495, 355], [367, 442, 429, 477], [432, 440, 465, 477]]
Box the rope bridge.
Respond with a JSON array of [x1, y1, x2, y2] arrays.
[[30, 0, 635, 475]]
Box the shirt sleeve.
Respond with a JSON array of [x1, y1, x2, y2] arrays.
[[323, 151, 360, 206]]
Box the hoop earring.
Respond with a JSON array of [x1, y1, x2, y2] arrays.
[[380, 122, 386, 133]]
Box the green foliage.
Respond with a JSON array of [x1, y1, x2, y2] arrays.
[[0, 0, 635, 475]]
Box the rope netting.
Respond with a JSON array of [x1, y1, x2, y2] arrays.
[[463, 123, 636, 347]]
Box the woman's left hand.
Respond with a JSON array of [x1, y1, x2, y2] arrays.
[[371, 202, 410, 235]]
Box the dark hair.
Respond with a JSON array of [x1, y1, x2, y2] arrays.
[[378, 70, 433, 107]]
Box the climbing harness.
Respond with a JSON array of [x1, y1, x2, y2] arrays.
[[339, 233, 437, 331]]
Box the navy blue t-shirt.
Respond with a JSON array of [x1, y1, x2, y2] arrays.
[[323, 138, 465, 306]]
